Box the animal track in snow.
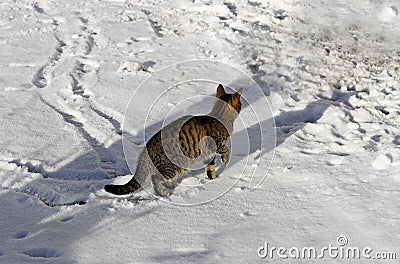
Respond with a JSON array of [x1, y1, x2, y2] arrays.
[[8, 159, 47, 176], [68, 17, 97, 97], [148, 19, 164, 37], [32, 2, 45, 14], [170, 247, 214, 260], [70, 74, 87, 97], [23, 248, 61, 258], [77, 17, 96, 55], [372, 154, 393, 170], [85, 34, 95, 55], [224, 2, 238, 16], [60, 215, 74, 222], [239, 211, 256, 217], [13, 231, 29, 239]]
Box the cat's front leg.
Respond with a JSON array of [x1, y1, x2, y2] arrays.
[[206, 156, 216, 179], [218, 144, 230, 164]]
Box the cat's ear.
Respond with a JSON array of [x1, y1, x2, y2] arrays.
[[216, 84, 225, 98], [233, 88, 243, 99]]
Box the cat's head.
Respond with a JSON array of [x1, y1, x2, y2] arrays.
[[212, 84, 242, 117]]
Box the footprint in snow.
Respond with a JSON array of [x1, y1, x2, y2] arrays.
[[372, 154, 393, 170], [60, 215, 74, 222], [239, 211, 256, 217], [377, 6, 398, 22], [13, 231, 29, 239], [23, 248, 62, 258]]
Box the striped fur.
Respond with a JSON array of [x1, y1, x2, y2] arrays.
[[105, 84, 242, 196]]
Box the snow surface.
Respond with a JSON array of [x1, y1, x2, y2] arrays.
[[0, 0, 399, 263]]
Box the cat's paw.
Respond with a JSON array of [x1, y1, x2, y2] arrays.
[[162, 180, 178, 189], [155, 187, 173, 197], [207, 170, 217, 180], [221, 153, 229, 164]]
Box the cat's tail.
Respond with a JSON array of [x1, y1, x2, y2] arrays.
[[104, 178, 141, 195], [105, 158, 149, 195]]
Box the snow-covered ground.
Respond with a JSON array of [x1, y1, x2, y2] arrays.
[[1, 0, 399, 263]]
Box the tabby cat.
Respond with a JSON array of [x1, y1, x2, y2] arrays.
[[105, 84, 242, 196]]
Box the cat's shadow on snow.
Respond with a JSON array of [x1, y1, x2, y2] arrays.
[[214, 96, 344, 176]]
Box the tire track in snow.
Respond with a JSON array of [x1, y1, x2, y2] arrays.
[[69, 16, 124, 137], [32, 36, 66, 88], [38, 96, 117, 177], [30, 12, 124, 179], [89, 105, 123, 135]]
